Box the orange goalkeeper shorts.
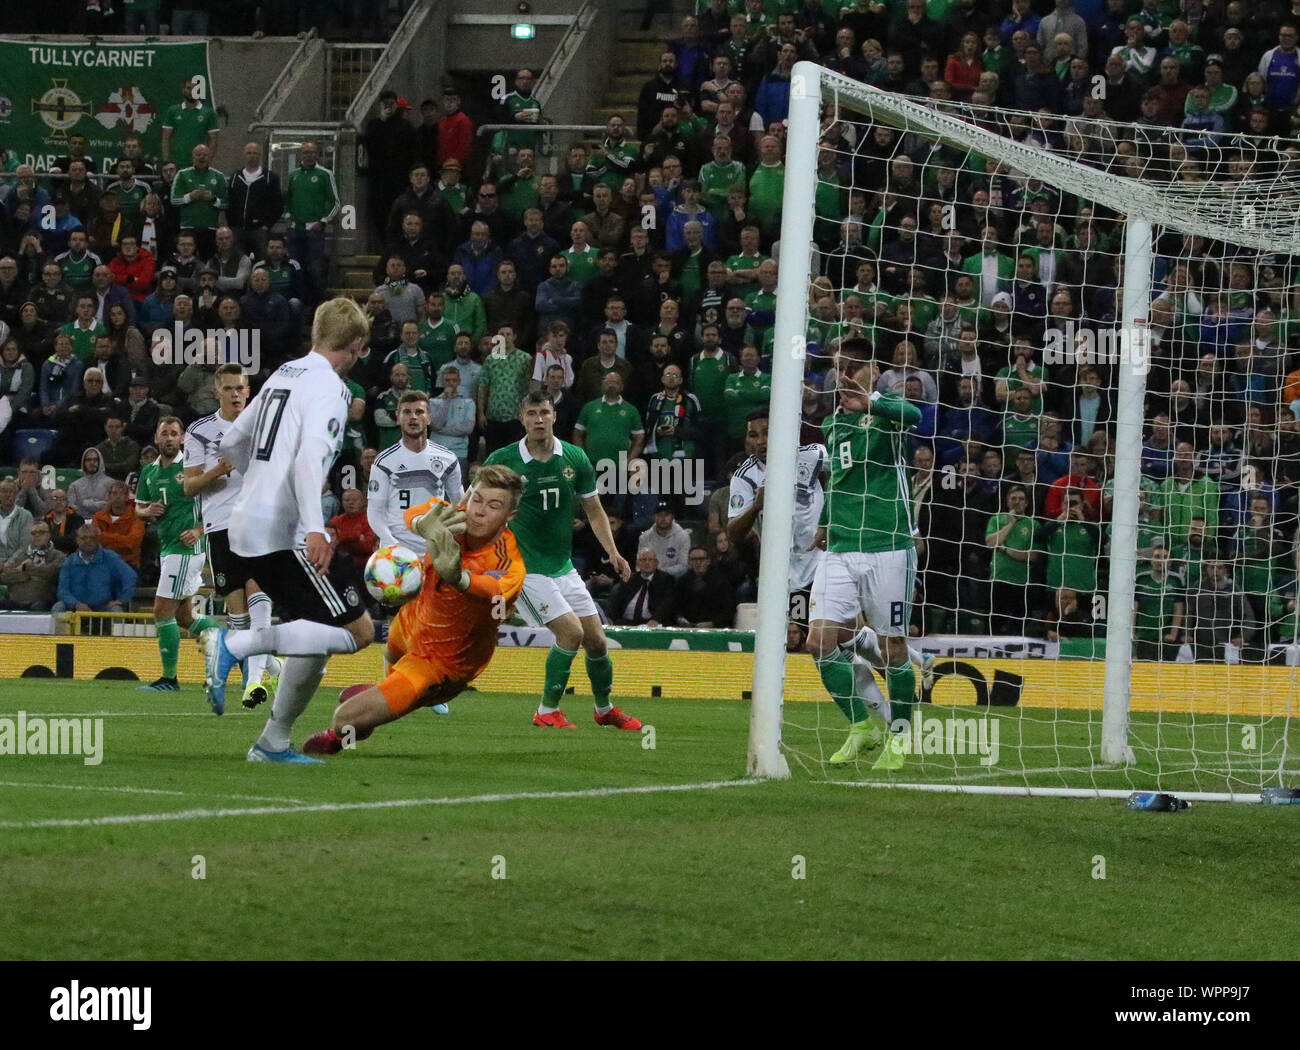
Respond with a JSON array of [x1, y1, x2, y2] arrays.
[[381, 608, 468, 717]]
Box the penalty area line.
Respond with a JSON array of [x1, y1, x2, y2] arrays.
[[0, 778, 766, 829]]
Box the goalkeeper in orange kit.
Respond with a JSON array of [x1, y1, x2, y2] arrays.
[[303, 465, 526, 755]]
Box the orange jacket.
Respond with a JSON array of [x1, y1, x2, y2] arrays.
[[92, 504, 146, 568]]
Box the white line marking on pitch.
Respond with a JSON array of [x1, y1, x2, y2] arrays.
[[2, 711, 250, 718], [0, 780, 304, 805], [0, 778, 765, 830]]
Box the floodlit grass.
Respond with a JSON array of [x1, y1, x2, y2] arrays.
[[1, 680, 1297, 960]]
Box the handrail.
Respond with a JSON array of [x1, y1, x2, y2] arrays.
[[474, 124, 611, 139], [343, 0, 441, 129], [254, 27, 320, 124], [534, 0, 601, 108]]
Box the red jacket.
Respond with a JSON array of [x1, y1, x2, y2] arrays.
[[328, 511, 377, 570], [108, 249, 156, 302], [437, 111, 475, 167]]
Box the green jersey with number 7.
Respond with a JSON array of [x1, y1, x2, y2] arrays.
[[484, 437, 598, 577]]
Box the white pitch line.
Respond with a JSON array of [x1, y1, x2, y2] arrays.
[[1, 711, 249, 718], [0, 780, 304, 805], [0, 778, 765, 830]]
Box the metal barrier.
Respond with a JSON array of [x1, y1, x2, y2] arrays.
[[61, 611, 157, 638], [475, 123, 613, 177]]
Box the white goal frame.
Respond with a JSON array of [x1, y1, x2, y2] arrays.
[[747, 62, 1300, 787]]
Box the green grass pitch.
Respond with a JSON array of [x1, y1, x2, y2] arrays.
[[1, 679, 1298, 960]]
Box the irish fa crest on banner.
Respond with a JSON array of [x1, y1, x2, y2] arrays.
[[31, 79, 93, 140]]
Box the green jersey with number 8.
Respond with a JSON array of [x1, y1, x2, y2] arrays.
[[485, 437, 597, 577], [822, 393, 922, 554]]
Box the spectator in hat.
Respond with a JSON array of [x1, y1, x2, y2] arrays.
[[638, 499, 691, 579], [1218, 27, 1254, 88], [435, 159, 469, 217], [122, 374, 164, 448], [1195, 56, 1239, 117], [138, 268, 179, 336]]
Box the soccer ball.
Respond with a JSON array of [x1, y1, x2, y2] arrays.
[[364, 545, 423, 605]]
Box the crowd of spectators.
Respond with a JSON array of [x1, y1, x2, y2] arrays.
[[6, 0, 1300, 651]]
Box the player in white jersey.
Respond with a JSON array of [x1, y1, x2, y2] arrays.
[[200, 298, 376, 763], [727, 409, 932, 702], [366, 387, 463, 716], [183, 363, 282, 711], [367, 389, 465, 553]]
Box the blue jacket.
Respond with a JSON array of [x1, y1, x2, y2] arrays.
[[40, 353, 85, 409], [665, 206, 717, 253], [57, 546, 137, 609], [534, 277, 581, 330], [137, 292, 176, 335], [451, 242, 502, 297]]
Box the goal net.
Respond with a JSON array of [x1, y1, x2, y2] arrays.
[[749, 64, 1300, 801]]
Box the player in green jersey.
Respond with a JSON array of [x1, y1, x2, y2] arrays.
[[808, 353, 924, 769], [484, 390, 642, 730], [135, 416, 221, 695]]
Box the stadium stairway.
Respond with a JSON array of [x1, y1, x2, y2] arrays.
[[592, 16, 674, 128], [331, 254, 382, 303]]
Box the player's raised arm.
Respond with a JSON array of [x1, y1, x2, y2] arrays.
[[867, 389, 923, 429]]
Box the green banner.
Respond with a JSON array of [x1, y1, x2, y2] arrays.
[[0, 41, 212, 174]]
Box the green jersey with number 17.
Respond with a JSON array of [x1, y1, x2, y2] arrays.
[[484, 437, 597, 577], [822, 392, 922, 554]]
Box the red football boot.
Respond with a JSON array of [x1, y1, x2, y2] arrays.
[[593, 706, 642, 730], [302, 729, 344, 755], [532, 709, 577, 728]]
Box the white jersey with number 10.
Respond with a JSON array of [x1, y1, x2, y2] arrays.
[[221, 352, 351, 558]]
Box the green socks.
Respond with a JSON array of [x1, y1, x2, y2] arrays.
[[157, 618, 180, 679], [887, 660, 916, 732], [585, 653, 614, 708], [815, 647, 868, 724], [540, 645, 578, 710], [190, 615, 222, 636]]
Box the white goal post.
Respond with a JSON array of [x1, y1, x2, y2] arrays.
[[748, 62, 1300, 789]]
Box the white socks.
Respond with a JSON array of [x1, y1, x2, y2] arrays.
[[257, 654, 327, 753], [226, 620, 359, 660], [850, 625, 925, 671], [245, 591, 274, 683]]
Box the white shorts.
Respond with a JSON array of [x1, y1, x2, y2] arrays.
[[517, 569, 599, 626], [809, 548, 916, 637], [158, 551, 207, 601]]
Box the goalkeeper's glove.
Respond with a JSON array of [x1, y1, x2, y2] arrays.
[[412, 502, 468, 543], [427, 520, 470, 591]]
